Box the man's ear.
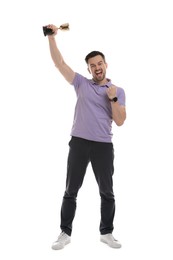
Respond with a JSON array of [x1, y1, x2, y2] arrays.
[[87, 67, 91, 74]]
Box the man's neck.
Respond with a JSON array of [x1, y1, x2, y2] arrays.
[[93, 78, 109, 86]]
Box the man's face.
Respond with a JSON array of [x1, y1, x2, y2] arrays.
[[87, 55, 108, 84]]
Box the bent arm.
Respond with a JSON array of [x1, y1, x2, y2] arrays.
[[111, 103, 126, 126], [47, 28, 75, 84], [106, 85, 126, 126]]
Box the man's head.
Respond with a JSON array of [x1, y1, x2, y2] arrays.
[[85, 51, 108, 85]]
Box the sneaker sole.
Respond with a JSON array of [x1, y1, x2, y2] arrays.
[[52, 240, 71, 250], [100, 239, 122, 249]]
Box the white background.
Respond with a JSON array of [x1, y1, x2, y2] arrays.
[[0, 0, 173, 259]]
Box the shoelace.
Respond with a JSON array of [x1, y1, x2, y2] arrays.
[[107, 234, 118, 242], [57, 232, 68, 242]]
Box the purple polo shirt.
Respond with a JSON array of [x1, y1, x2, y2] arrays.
[[70, 73, 125, 143]]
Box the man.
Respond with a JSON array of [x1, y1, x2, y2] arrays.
[[45, 24, 126, 250]]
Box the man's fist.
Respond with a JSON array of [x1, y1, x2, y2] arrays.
[[106, 85, 117, 99]]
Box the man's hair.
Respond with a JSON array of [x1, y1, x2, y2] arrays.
[[85, 51, 106, 64]]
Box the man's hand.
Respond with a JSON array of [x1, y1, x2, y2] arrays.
[[106, 85, 117, 99], [46, 24, 58, 38]]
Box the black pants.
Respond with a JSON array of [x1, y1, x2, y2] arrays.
[[60, 136, 115, 236]]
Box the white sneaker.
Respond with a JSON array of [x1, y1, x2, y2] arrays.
[[52, 232, 71, 250], [100, 233, 121, 248]]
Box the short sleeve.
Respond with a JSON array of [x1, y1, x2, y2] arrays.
[[71, 73, 84, 92], [117, 87, 126, 106]]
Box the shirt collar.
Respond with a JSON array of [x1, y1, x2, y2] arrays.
[[90, 78, 112, 88]]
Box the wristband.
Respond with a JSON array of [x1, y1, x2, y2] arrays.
[[109, 97, 118, 103]]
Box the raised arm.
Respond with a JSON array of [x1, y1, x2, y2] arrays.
[[46, 24, 75, 84]]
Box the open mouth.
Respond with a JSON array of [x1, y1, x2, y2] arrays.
[[95, 70, 102, 77]]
